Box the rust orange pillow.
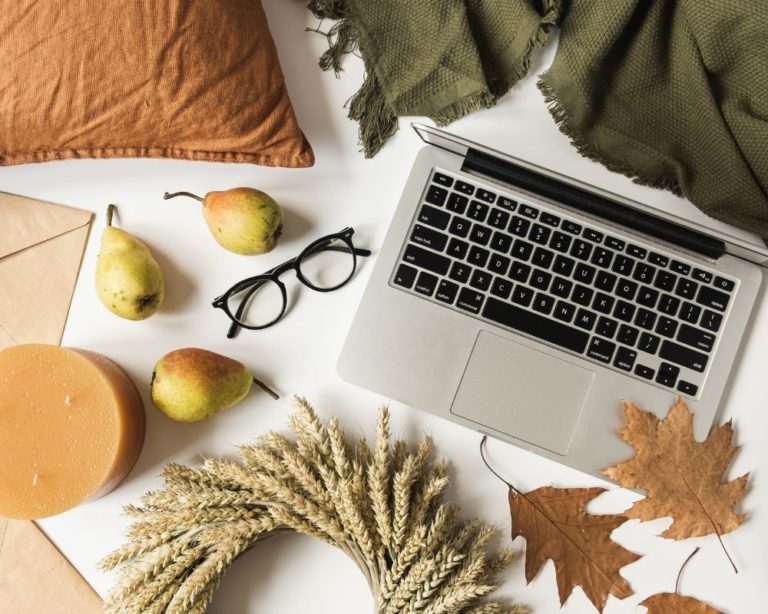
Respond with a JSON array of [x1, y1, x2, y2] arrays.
[[0, 1, 313, 168]]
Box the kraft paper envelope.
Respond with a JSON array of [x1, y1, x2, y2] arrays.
[[0, 192, 101, 612], [0, 191, 92, 349], [0, 519, 103, 613]]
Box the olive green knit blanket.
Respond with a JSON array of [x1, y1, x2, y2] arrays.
[[309, 0, 768, 239]]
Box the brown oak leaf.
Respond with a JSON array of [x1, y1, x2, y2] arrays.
[[508, 486, 640, 612], [641, 593, 723, 614], [602, 398, 748, 544]]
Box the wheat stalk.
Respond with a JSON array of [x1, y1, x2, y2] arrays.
[[102, 397, 526, 613]]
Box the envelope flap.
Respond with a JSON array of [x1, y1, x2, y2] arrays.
[[0, 192, 93, 259]]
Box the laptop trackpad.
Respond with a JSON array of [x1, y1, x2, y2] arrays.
[[450, 331, 594, 455]]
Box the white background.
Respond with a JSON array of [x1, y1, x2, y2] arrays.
[[3, 1, 767, 612]]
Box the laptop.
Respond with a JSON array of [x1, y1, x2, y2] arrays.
[[339, 124, 766, 476]]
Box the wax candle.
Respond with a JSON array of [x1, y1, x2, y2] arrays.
[[0, 344, 145, 519]]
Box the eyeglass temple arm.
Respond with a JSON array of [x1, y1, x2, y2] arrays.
[[226, 280, 267, 339]]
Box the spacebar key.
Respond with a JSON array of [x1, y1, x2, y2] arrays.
[[482, 297, 589, 354]]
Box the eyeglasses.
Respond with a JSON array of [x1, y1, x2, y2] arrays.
[[212, 227, 371, 337]]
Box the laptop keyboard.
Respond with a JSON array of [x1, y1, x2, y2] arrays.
[[390, 170, 739, 399]]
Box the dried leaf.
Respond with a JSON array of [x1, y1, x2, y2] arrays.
[[509, 486, 639, 612], [602, 398, 748, 542], [641, 593, 723, 613]]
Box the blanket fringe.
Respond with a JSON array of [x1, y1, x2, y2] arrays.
[[538, 73, 683, 196], [431, 91, 497, 127], [307, 0, 358, 74], [348, 74, 398, 158]]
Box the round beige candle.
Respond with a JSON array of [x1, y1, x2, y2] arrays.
[[0, 344, 145, 519]]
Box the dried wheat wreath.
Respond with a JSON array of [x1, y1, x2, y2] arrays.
[[102, 398, 526, 614]]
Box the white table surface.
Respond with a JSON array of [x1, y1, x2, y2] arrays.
[[3, 1, 767, 612]]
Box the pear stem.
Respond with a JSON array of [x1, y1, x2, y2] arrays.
[[106, 204, 116, 227], [253, 377, 279, 400], [164, 191, 204, 203]]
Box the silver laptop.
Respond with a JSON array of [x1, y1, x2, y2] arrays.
[[339, 124, 766, 476]]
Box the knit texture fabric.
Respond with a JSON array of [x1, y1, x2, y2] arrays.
[[309, 0, 768, 238]]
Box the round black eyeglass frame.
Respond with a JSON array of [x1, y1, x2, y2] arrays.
[[212, 227, 371, 337]]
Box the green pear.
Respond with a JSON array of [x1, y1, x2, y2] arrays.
[[150, 348, 278, 422], [95, 205, 164, 320], [163, 187, 284, 255]]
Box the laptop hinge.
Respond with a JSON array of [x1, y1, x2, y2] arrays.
[[462, 148, 726, 260]]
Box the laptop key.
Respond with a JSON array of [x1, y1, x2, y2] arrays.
[[638, 332, 660, 354], [583, 228, 603, 243], [468, 246, 490, 268], [679, 302, 701, 324], [678, 381, 698, 396], [633, 263, 656, 284], [677, 323, 715, 352], [574, 309, 596, 331], [456, 287, 484, 313], [676, 278, 698, 299], [570, 239, 592, 260], [488, 209, 510, 229], [552, 277, 573, 298], [470, 270, 492, 291], [592, 293, 614, 314], [483, 297, 589, 353], [447, 237, 469, 259], [468, 200, 489, 222], [658, 294, 680, 316], [541, 212, 560, 226], [714, 276, 735, 292], [511, 285, 534, 307], [671, 260, 691, 275], [403, 244, 450, 276], [692, 268, 713, 283], [425, 185, 448, 206], [497, 196, 517, 211], [634, 308, 657, 330], [562, 220, 582, 234], [697, 286, 729, 312], [574, 263, 596, 285], [469, 224, 492, 246], [591, 247, 613, 268], [637, 286, 659, 308], [530, 269, 552, 291], [605, 236, 625, 251], [449, 261, 472, 283], [509, 216, 531, 237], [435, 280, 458, 304], [532, 247, 554, 269], [411, 224, 448, 252], [532, 293, 555, 315], [550, 231, 572, 253], [627, 244, 647, 258], [476, 188, 496, 203], [519, 204, 538, 218], [655, 316, 678, 338], [596, 316, 618, 338], [649, 252, 669, 267], [612, 255, 635, 276], [654, 271, 676, 291], [634, 364, 654, 379], [617, 324, 639, 346], [490, 231, 513, 254], [554, 301, 576, 323], [511, 239, 533, 261], [509, 262, 531, 283], [432, 172, 453, 187], [616, 279, 638, 300], [414, 272, 438, 296], [660, 340, 708, 372], [446, 193, 468, 214], [454, 180, 474, 195], [700, 309, 723, 332], [572, 285, 593, 306], [394, 264, 418, 289], [587, 337, 615, 363], [595, 270, 617, 292], [489, 254, 511, 275], [553, 254, 575, 276], [448, 217, 470, 238], [614, 347, 636, 371], [418, 205, 450, 230], [490, 277, 512, 299], [530, 224, 551, 245], [656, 362, 680, 387], [614, 300, 636, 322]]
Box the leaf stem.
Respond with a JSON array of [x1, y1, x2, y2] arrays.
[[479, 436, 521, 494], [252, 376, 279, 400], [106, 203, 116, 227], [675, 546, 699, 594]]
